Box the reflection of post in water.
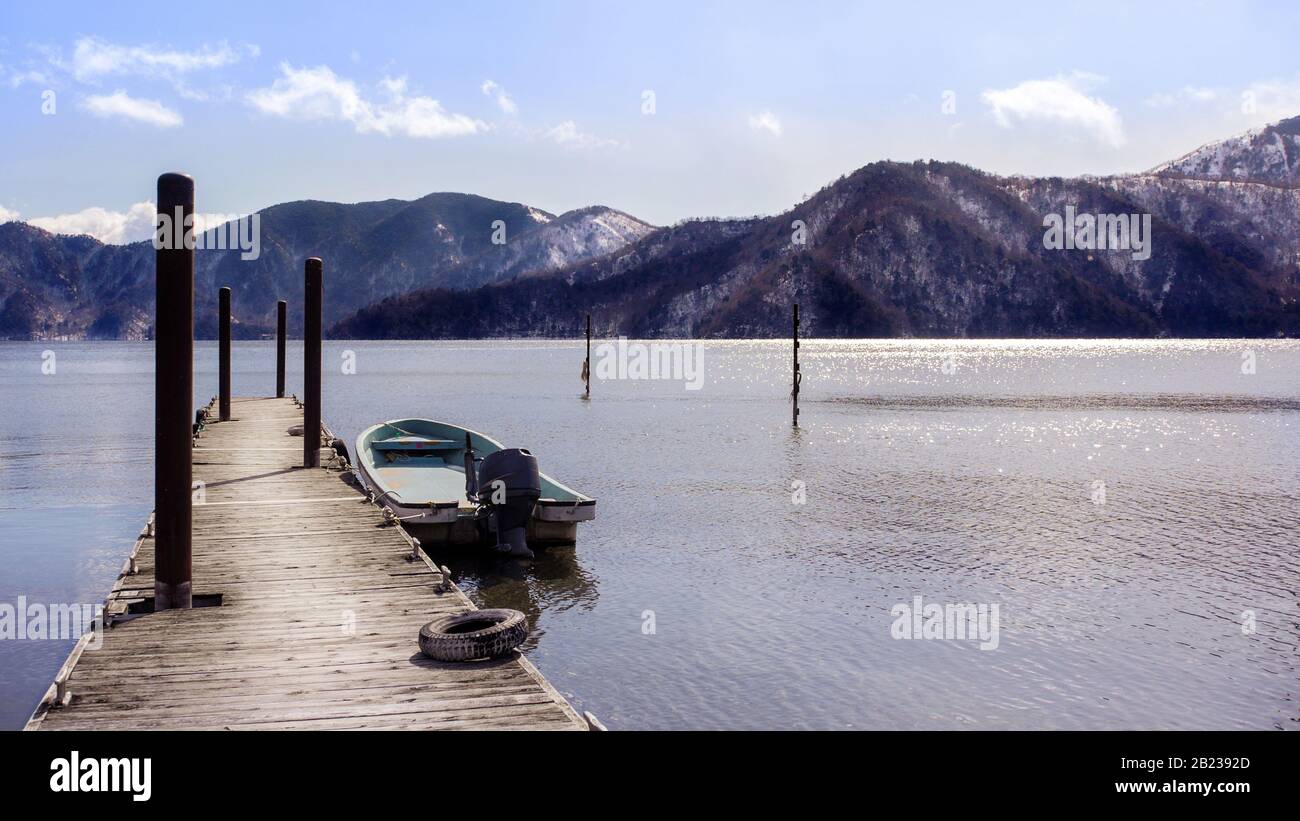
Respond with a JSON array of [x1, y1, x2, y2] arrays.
[[792, 303, 801, 427], [582, 313, 592, 400]]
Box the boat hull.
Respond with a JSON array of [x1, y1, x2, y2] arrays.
[[400, 503, 593, 547], [404, 516, 580, 549]]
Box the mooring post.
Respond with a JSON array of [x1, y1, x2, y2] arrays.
[[304, 258, 322, 468], [275, 299, 287, 399], [218, 286, 231, 422], [155, 172, 194, 611], [792, 303, 801, 427], [584, 313, 591, 399]]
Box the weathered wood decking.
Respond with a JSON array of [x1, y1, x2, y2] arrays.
[[27, 397, 585, 731]]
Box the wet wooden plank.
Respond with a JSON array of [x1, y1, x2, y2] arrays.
[[27, 396, 585, 731]]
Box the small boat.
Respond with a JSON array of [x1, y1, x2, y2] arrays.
[[355, 419, 595, 556]]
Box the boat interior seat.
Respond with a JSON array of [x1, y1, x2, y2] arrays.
[[381, 452, 446, 465], [371, 436, 460, 453]]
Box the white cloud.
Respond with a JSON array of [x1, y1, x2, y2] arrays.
[[21, 202, 245, 244], [1242, 77, 1300, 124], [82, 91, 183, 127], [539, 120, 623, 149], [26, 202, 157, 244], [72, 36, 252, 82], [1140, 77, 1300, 125], [481, 79, 517, 115], [748, 110, 783, 136], [0, 205, 20, 223], [247, 64, 485, 138], [6, 68, 50, 89], [1144, 77, 1294, 125], [1145, 86, 1220, 108], [981, 71, 1125, 148]]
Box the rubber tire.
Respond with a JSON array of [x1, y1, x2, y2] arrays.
[[418, 609, 528, 662]]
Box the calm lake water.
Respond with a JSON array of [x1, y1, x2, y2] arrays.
[[0, 339, 1296, 730]]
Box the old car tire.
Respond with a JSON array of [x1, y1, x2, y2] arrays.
[[418, 609, 528, 662]]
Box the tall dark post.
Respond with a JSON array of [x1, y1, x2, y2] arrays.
[[155, 173, 194, 611], [275, 299, 287, 399], [303, 258, 322, 468], [584, 313, 591, 399], [218, 287, 231, 422], [792, 303, 801, 427]]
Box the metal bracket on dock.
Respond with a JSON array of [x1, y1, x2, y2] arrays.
[[123, 518, 149, 576], [53, 676, 71, 708], [409, 537, 422, 563]]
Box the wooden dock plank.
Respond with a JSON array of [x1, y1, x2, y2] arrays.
[[27, 397, 585, 731]]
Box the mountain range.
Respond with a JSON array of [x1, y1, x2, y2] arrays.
[[3, 115, 1298, 340], [0, 195, 654, 339]]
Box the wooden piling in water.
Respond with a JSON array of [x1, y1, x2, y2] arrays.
[[584, 313, 591, 399], [219, 286, 231, 422], [792, 303, 801, 427], [154, 172, 194, 611], [276, 299, 286, 399], [303, 258, 322, 468]]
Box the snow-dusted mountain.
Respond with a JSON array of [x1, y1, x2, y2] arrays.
[[441, 205, 655, 289], [1151, 114, 1300, 187], [0, 194, 654, 339], [337, 117, 1300, 340]]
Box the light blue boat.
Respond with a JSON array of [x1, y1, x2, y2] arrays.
[[355, 419, 596, 550]]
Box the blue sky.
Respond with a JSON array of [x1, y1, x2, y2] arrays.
[[1, 0, 1297, 241]]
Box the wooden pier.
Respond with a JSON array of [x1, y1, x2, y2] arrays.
[[26, 397, 586, 731]]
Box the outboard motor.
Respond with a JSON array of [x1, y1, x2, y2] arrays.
[[477, 448, 541, 559]]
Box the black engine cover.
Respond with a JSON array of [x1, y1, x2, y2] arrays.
[[478, 448, 541, 500]]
